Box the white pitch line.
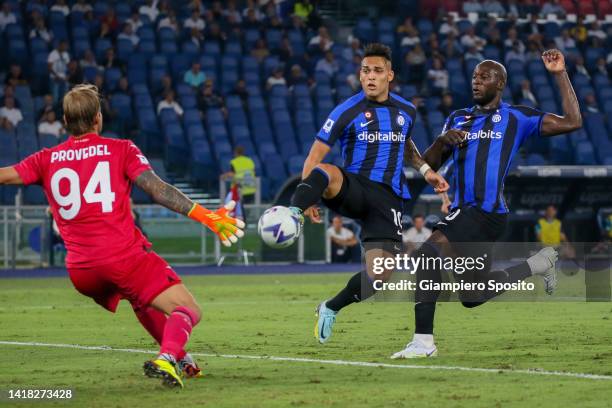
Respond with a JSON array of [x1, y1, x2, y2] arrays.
[[1, 340, 611, 381]]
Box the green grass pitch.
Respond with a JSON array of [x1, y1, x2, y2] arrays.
[[1, 273, 611, 407]]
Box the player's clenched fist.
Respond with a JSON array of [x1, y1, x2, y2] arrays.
[[542, 49, 566, 73], [440, 129, 465, 146], [188, 200, 246, 247], [424, 170, 450, 193]]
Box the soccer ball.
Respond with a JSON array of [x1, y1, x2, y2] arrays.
[[258, 206, 301, 248]]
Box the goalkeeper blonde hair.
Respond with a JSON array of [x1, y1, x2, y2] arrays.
[[63, 84, 101, 136]]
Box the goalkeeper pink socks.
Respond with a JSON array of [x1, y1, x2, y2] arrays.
[[159, 306, 201, 361]]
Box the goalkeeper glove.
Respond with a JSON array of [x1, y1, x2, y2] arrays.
[[188, 200, 245, 247]]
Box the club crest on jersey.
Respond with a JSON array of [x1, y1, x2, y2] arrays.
[[492, 113, 502, 123], [396, 115, 405, 126], [364, 111, 372, 119]]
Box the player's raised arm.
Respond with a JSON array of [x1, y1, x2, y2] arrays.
[[302, 140, 331, 179], [134, 170, 244, 247], [540, 49, 582, 136], [405, 139, 449, 193], [0, 166, 23, 185], [422, 129, 464, 171]]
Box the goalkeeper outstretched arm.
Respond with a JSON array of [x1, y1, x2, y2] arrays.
[[134, 170, 245, 247]]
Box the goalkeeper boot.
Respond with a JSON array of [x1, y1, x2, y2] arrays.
[[178, 353, 203, 378], [527, 247, 558, 295], [314, 301, 337, 344], [390, 336, 438, 359], [143, 355, 184, 388]]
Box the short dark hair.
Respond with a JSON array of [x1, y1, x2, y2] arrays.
[[363, 43, 392, 62], [413, 214, 424, 220]]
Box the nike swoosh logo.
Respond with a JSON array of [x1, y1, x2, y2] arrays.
[[360, 120, 374, 127], [437, 221, 448, 225], [426, 347, 437, 356], [320, 321, 327, 339], [456, 121, 470, 126]]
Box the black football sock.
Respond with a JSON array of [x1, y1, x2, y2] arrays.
[[462, 261, 532, 308], [414, 302, 436, 334], [326, 270, 376, 312], [290, 168, 329, 212], [413, 242, 443, 334]]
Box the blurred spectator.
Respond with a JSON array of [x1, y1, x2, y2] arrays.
[[1, 84, 19, 108], [516, 80, 537, 106], [488, 28, 502, 49], [346, 64, 360, 91], [243, 7, 262, 29], [439, 14, 458, 37], [116, 77, 131, 95], [482, 0, 505, 14], [403, 214, 431, 253], [38, 109, 64, 138], [288, 64, 309, 87], [251, 39, 270, 62], [93, 74, 114, 126], [183, 61, 206, 88], [221, 145, 257, 204], [266, 67, 287, 90], [118, 23, 140, 46], [327, 216, 358, 263], [411, 95, 427, 116], [594, 57, 608, 78], [37, 94, 60, 120], [525, 41, 542, 61], [187, 28, 203, 49], [289, 14, 306, 32], [139, 0, 159, 23], [277, 38, 294, 63], [342, 36, 363, 62], [462, 0, 483, 14], [441, 32, 462, 59], [157, 90, 183, 116], [506, 0, 520, 16], [209, 1, 223, 20], [4, 64, 28, 87], [573, 55, 590, 78], [404, 44, 426, 84], [400, 26, 421, 48], [197, 79, 226, 113], [397, 17, 415, 36], [71, 0, 92, 14], [504, 27, 525, 53], [587, 22, 606, 42], [427, 58, 448, 96], [80, 49, 100, 70], [438, 93, 455, 117], [67, 60, 83, 88], [293, 0, 313, 21], [184, 9, 205, 32], [0, 2, 16, 32], [158, 75, 173, 99], [50, 0, 70, 16], [224, 1, 242, 24], [100, 9, 119, 35], [540, 0, 565, 17], [315, 51, 339, 78], [461, 27, 486, 51], [231, 79, 249, 103], [0, 97, 22, 129], [242, 0, 264, 21], [465, 45, 484, 60], [126, 10, 143, 32], [554, 29, 576, 52], [570, 15, 587, 49], [521, 0, 541, 17], [584, 94, 599, 113], [523, 13, 543, 45], [188, 0, 205, 16], [30, 14, 53, 44], [47, 40, 70, 102], [505, 41, 526, 64], [308, 26, 334, 54], [206, 22, 227, 46], [102, 47, 122, 70], [158, 10, 178, 32], [535, 205, 569, 249]]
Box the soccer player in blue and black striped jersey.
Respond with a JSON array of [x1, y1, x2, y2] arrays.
[[391, 49, 583, 359], [288, 43, 450, 344]]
